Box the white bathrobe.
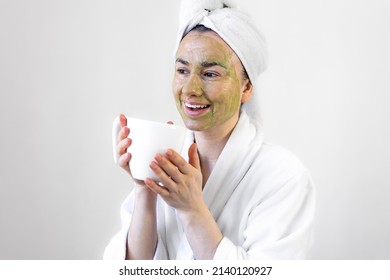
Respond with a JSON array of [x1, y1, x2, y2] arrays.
[[104, 111, 315, 260]]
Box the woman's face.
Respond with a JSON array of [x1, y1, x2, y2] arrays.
[[173, 30, 252, 132]]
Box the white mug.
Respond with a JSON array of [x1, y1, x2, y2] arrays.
[[112, 116, 187, 181]]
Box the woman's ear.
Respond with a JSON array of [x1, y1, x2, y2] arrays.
[[241, 79, 253, 104]]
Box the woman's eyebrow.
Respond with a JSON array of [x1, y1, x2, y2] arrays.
[[200, 61, 227, 69], [175, 58, 227, 69], [175, 58, 189, 66]]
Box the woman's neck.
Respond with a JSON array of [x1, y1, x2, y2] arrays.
[[194, 115, 239, 186]]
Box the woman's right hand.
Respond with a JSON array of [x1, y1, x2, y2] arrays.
[[116, 114, 133, 177]]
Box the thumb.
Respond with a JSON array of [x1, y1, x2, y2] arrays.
[[188, 143, 200, 170]]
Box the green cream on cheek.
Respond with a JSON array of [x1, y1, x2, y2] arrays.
[[213, 62, 242, 124]]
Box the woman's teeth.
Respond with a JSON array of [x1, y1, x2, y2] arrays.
[[185, 103, 210, 109]]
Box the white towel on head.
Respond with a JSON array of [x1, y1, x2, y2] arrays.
[[179, 0, 237, 27], [175, 0, 268, 122], [176, 0, 267, 81]]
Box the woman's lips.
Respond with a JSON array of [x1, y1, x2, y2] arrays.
[[183, 102, 211, 117]]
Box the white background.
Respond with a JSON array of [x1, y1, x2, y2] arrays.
[[0, 0, 389, 259]]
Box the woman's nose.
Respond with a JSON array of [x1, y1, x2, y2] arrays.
[[182, 74, 203, 96]]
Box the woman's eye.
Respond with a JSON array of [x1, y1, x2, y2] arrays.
[[204, 72, 218, 78], [177, 69, 189, 75]]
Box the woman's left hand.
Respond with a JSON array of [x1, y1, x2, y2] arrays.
[[144, 143, 203, 212]]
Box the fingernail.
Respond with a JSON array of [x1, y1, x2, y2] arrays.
[[150, 161, 157, 169], [155, 153, 162, 161], [166, 149, 173, 156]]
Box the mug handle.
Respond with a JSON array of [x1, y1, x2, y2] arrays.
[[112, 115, 125, 164]]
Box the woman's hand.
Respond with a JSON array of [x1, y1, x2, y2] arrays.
[[115, 114, 146, 185], [144, 143, 203, 212], [144, 143, 223, 259], [116, 114, 132, 175]]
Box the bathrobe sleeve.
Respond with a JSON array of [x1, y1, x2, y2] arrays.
[[213, 168, 315, 260], [103, 191, 168, 260]]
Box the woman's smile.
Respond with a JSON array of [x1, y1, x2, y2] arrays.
[[183, 101, 211, 117]]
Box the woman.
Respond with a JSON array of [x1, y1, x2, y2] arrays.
[[104, 0, 315, 260]]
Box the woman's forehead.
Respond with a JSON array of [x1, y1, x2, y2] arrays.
[[176, 30, 240, 66]]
